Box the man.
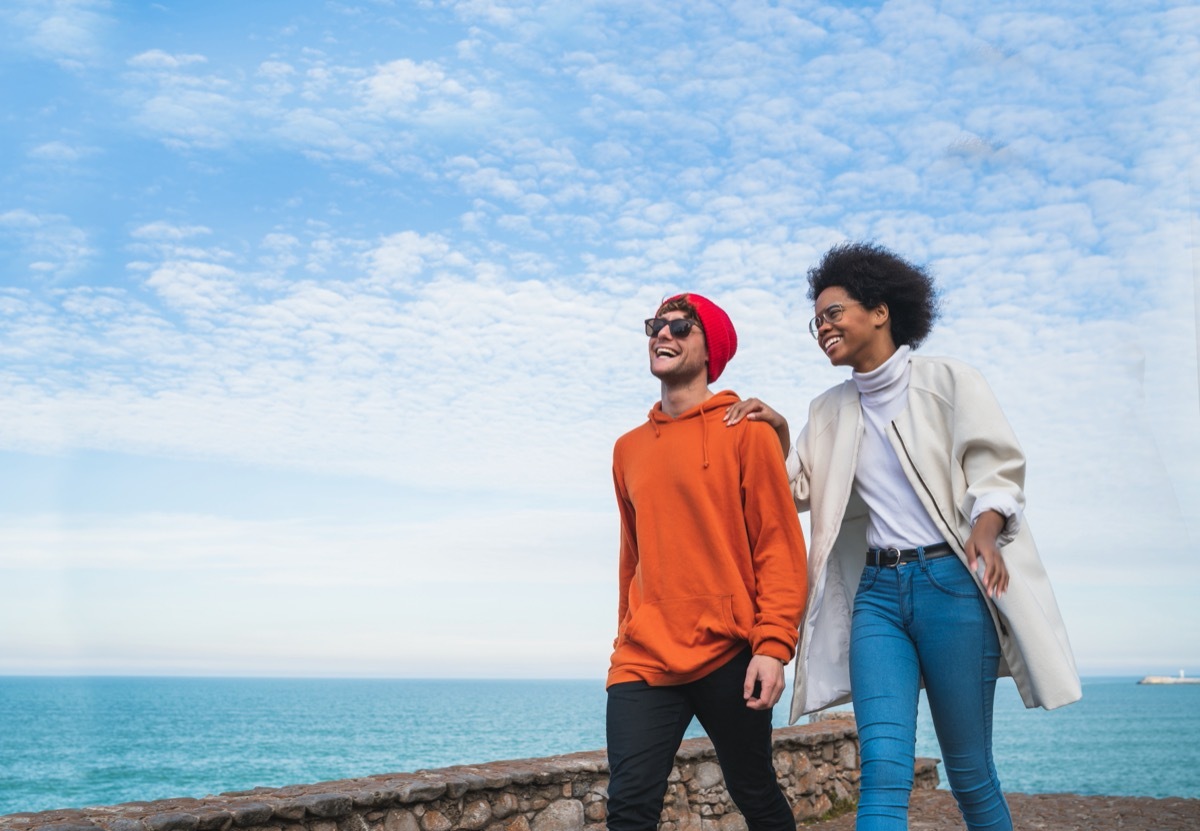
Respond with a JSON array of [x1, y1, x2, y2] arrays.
[[606, 293, 808, 831]]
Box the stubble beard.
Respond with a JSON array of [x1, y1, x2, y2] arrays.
[[651, 359, 707, 389]]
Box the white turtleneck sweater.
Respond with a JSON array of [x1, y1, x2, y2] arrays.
[[852, 345, 947, 550]]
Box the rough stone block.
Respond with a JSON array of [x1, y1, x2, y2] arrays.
[[455, 769, 509, 791], [489, 794, 519, 820], [691, 763, 722, 791], [832, 780, 852, 803], [295, 794, 354, 819], [834, 743, 852, 770], [271, 804, 307, 823], [145, 814, 199, 831], [229, 802, 274, 826], [351, 789, 396, 810], [529, 800, 583, 831], [715, 813, 746, 831], [507, 771, 536, 787], [193, 810, 232, 831], [109, 820, 148, 831], [394, 783, 446, 804], [338, 813, 370, 831], [383, 809, 419, 831], [458, 800, 492, 830], [418, 811, 451, 831], [443, 775, 483, 800]]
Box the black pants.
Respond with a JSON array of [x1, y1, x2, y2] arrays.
[[605, 649, 794, 831]]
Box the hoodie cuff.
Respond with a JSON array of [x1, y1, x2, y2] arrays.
[[750, 631, 796, 664]]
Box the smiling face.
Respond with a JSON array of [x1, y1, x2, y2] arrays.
[[813, 286, 896, 373], [648, 310, 708, 385]]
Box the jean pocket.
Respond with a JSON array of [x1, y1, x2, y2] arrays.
[[856, 567, 880, 595], [924, 557, 980, 599]]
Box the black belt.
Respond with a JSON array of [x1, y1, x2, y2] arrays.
[[866, 542, 954, 567]]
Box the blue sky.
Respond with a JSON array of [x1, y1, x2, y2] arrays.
[[1, 0, 1197, 679]]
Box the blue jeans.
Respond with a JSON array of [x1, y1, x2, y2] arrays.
[[850, 551, 1011, 831]]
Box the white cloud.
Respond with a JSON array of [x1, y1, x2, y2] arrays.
[[27, 141, 98, 162], [0, 209, 44, 229], [274, 108, 376, 162], [131, 221, 213, 241], [133, 90, 242, 149], [255, 60, 297, 96], [144, 261, 241, 312], [358, 59, 462, 113], [2, 0, 111, 67], [127, 49, 207, 69], [367, 230, 467, 283], [0, 209, 95, 280]]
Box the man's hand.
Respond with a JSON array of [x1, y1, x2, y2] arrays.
[[965, 510, 1009, 598], [744, 654, 786, 710]]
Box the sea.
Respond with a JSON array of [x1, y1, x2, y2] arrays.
[[0, 675, 1196, 816]]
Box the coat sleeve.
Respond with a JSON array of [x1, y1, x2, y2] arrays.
[[951, 363, 1026, 546], [785, 424, 812, 512], [741, 422, 809, 662], [787, 383, 851, 515]]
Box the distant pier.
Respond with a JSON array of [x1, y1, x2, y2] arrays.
[[1138, 670, 1200, 685]]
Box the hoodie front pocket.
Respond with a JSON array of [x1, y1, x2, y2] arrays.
[[623, 594, 738, 672]]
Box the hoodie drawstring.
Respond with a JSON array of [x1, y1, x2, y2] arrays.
[[645, 395, 720, 469]]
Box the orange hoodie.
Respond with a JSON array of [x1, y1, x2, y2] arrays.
[[608, 390, 808, 688]]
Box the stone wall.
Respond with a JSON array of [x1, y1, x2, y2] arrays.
[[0, 718, 939, 831]]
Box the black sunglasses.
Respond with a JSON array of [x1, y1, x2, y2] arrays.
[[645, 317, 702, 338]]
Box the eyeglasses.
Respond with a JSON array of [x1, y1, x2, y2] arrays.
[[645, 317, 702, 338], [808, 301, 863, 339]]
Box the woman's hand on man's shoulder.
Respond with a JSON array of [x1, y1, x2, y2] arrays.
[[724, 397, 785, 430], [724, 397, 790, 456]]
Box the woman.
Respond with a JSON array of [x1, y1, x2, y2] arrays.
[[726, 242, 1080, 830]]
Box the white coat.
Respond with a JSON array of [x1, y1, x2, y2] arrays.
[[787, 355, 1081, 723]]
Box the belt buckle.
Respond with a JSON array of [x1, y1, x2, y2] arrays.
[[881, 547, 902, 567]]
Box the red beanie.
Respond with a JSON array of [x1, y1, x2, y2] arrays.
[[662, 293, 738, 383]]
